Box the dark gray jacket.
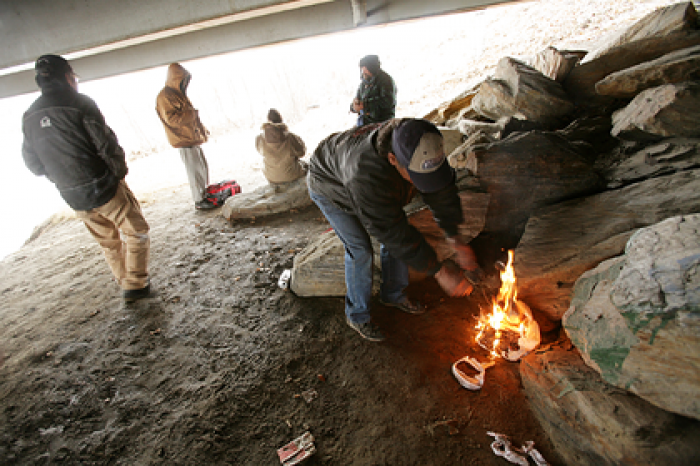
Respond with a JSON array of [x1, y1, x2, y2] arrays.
[[22, 84, 127, 211], [307, 122, 463, 275], [351, 69, 396, 125]]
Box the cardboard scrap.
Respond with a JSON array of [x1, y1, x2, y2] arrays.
[[277, 431, 315, 465]]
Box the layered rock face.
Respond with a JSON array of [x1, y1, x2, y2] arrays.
[[564, 214, 700, 421], [521, 343, 700, 466], [521, 214, 700, 466]]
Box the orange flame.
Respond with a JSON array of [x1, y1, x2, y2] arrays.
[[475, 250, 527, 358]]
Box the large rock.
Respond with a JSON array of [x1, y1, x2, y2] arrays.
[[465, 131, 603, 240], [514, 169, 700, 322], [456, 119, 505, 139], [444, 105, 482, 129], [406, 190, 490, 261], [564, 29, 700, 105], [605, 137, 700, 187], [583, 2, 699, 63], [423, 85, 480, 126], [611, 82, 700, 140], [290, 181, 490, 297], [497, 116, 544, 140], [596, 44, 700, 98], [438, 127, 464, 156], [523, 46, 583, 82], [446, 130, 495, 169], [290, 230, 380, 297], [555, 115, 618, 157], [521, 344, 700, 466], [472, 57, 574, 128], [222, 177, 312, 221], [563, 214, 700, 420]]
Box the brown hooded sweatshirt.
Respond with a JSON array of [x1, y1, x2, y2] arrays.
[[156, 63, 208, 148], [255, 122, 307, 184]]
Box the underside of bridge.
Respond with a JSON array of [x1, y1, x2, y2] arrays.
[[0, 0, 516, 99]]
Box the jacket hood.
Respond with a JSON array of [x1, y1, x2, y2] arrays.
[[359, 54, 381, 75], [165, 63, 190, 92], [262, 122, 288, 144], [38, 77, 75, 94]]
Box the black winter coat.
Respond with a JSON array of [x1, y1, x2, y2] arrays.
[[351, 69, 396, 125], [22, 85, 127, 211], [307, 123, 463, 275]]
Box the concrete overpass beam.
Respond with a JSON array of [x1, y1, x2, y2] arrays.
[[0, 0, 513, 99]]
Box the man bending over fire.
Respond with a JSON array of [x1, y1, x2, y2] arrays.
[[307, 118, 480, 342]]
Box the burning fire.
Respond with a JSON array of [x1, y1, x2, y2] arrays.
[[452, 250, 541, 390], [475, 250, 540, 362]]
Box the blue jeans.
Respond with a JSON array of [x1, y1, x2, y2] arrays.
[[310, 191, 409, 324]]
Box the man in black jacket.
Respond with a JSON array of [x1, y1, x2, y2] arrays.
[[350, 55, 396, 126], [22, 54, 151, 304], [308, 118, 480, 341]]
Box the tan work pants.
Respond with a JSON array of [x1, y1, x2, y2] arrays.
[[76, 181, 150, 291]]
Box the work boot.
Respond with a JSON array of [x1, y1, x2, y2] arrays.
[[123, 283, 151, 304], [346, 317, 385, 342], [379, 297, 426, 315]]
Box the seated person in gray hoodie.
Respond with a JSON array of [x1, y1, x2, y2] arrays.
[[255, 109, 307, 184]]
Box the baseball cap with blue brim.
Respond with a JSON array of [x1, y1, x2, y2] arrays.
[[392, 119, 454, 193]]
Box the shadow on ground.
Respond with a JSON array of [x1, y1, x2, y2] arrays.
[[0, 186, 562, 465]]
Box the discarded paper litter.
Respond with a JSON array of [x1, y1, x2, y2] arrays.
[[277, 431, 315, 466], [301, 388, 317, 404], [451, 356, 494, 390], [488, 432, 549, 466]]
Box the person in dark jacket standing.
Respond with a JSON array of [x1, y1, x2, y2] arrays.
[[22, 54, 151, 304], [156, 63, 214, 210], [307, 118, 480, 342], [350, 55, 396, 127]]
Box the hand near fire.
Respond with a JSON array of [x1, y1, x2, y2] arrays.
[[435, 261, 473, 297], [447, 236, 484, 284]]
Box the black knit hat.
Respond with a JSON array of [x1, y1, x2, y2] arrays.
[[267, 108, 283, 124], [359, 55, 381, 75], [35, 55, 72, 78], [35, 54, 73, 88]]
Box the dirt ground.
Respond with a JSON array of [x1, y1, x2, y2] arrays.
[[3, 1, 677, 462], [0, 184, 564, 465]]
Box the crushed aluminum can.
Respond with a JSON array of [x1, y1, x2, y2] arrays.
[[277, 431, 315, 465], [278, 269, 292, 290]]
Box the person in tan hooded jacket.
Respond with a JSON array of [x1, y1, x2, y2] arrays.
[[255, 109, 307, 184], [156, 63, 214, 210]]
